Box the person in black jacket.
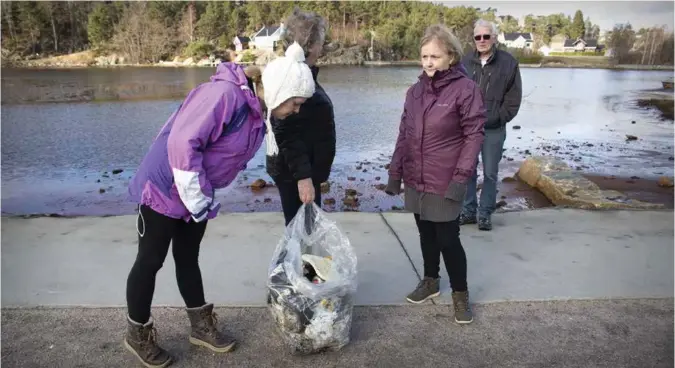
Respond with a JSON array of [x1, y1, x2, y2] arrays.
[[266, 8, 336, 225], [459, 19, 522, 231]]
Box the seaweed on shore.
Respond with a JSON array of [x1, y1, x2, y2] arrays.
[[636, 99, 674, 121]]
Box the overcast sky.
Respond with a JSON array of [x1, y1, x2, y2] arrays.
[[440, 1, 674, 32]]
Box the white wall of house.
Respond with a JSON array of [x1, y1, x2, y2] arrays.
[[233, 38, 247, 52], [250, 24, 284, 51], [251, 36, 278, 51], [498, 33, 534, 49]]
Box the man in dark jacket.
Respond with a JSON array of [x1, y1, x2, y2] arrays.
[[266, 8, 336, 226], [460, 19, 522, 231]]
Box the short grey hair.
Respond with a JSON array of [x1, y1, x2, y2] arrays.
[[420, 24, 464, 66], [474, 19, 498, 35], [281, 8, 327, 55]]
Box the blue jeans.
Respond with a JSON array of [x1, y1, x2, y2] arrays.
[[462, 127, 507, 218]]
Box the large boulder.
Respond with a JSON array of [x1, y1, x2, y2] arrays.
[[516, 156, 663, 210]]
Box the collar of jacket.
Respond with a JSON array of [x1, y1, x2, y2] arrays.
[[471, 44, 498, 65], [310, 65, 320, 81], [419, 65, 465, 95]]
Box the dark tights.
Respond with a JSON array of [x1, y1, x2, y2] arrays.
[[414, 214, 468, 292], [126, 205, 207, 324], [276, 179, 322, 226]]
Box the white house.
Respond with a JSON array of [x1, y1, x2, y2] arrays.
[[563, 38, 603, 53], [250, 23, 284, 51], [498, 32, 534, 49], [233, 36, 250, 52]]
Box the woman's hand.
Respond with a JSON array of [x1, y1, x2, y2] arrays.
[[298, 178, 315, 204]]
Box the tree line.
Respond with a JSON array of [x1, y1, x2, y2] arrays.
[[1, 1, 672, 65]]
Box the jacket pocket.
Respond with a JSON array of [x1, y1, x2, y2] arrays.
[[484, 98, 503, 129]]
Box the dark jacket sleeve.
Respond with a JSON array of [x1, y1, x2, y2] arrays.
[[449, 82, 486, 186], [498, 63, 522, 125], [272, 108, 312, 181]]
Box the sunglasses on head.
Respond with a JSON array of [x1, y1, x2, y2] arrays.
[[474, 34, 491, 41]]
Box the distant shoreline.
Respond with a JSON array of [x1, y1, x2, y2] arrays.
[[362, 60, 673, 71], [5, 60, 673, 72]]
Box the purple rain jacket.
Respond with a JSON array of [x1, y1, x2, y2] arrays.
[[388, 65, 486, 198], [128, 62, 265, 222]]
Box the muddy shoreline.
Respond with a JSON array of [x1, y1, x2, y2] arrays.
[[2, 66, 672, 218], [3, 160, 672, 219]]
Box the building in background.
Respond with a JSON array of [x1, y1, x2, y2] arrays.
[[563, 38, 604, 53], [498, 32, 535, 49], [250, 23, 284, 51], [233, 36, 250, 52]]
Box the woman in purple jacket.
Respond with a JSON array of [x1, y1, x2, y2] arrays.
[[124, 43, 315, 368], [385, 25, 486, 324]]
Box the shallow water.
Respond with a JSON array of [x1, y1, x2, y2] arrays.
[[1, 66, 673, 216]]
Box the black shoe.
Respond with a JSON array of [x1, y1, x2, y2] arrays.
[[478, 216, 492, 231], [458, 213, 477, 225]]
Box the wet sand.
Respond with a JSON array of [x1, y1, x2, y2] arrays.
[[584, 174, 674, 209]]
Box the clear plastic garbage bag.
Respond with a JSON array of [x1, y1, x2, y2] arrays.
[[266, 203, 358, 355]]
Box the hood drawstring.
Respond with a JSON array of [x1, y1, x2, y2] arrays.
[[240, 82, 277, 156], [264, 115, 279, 156]]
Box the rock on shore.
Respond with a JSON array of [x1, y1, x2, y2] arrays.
[[517, 156, 664, 210]]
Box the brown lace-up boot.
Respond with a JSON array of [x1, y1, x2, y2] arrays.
[[186, 303, 237, 353], [452, 290, 474, 324], [123, 316, 173, 368]]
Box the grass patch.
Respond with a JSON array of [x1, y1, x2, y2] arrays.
[[548, 52, 605, 57], [543, 55, 610, 66]]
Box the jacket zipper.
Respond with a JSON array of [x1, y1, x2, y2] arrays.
[[485, 72, 492, 96], [420, 93, 438, 188]]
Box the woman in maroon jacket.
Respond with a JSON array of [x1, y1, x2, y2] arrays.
[[385, 24, 486, 324]]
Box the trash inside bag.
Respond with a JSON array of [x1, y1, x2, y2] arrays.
[[266, 203, 358, 355]]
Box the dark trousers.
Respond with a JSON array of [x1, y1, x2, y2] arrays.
[[275, 179, 322, 226], [414, 214, 468, 292], [126, 205, 208, 324]]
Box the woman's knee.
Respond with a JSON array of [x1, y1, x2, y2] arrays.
[[436, 221, 461, 244], [133, 250, 166, 275], [173, 253, 199, 271]]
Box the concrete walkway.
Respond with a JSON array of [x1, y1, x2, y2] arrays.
[[2, 208, 673, 307], [1, 208, 674, 368]]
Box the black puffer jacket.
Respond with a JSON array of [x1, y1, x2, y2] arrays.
[[266, 66, 336, 184], [461, 46, 522, 130]]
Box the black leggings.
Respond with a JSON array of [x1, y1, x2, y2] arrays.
[[126, 205, 207, 324], [276, 179, 322, 226], [414, 214, 468, 292]]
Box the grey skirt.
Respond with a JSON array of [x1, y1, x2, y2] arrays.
[[404, 186, 463, 223]]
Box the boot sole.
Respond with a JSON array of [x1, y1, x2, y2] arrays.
[[459, 221, 477, 226], [455, 317, 474, 324], [406, 291, 440, 304], [123, 338, 173, 368], [189, 336, 236, 353]]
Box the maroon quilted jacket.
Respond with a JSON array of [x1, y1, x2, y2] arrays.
[[387, 65, 486, 199]]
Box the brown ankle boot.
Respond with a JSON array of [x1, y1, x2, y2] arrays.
[[123, 316, 173, 368], [452, 290, 474, 324], [186, 303, 237, 353]]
